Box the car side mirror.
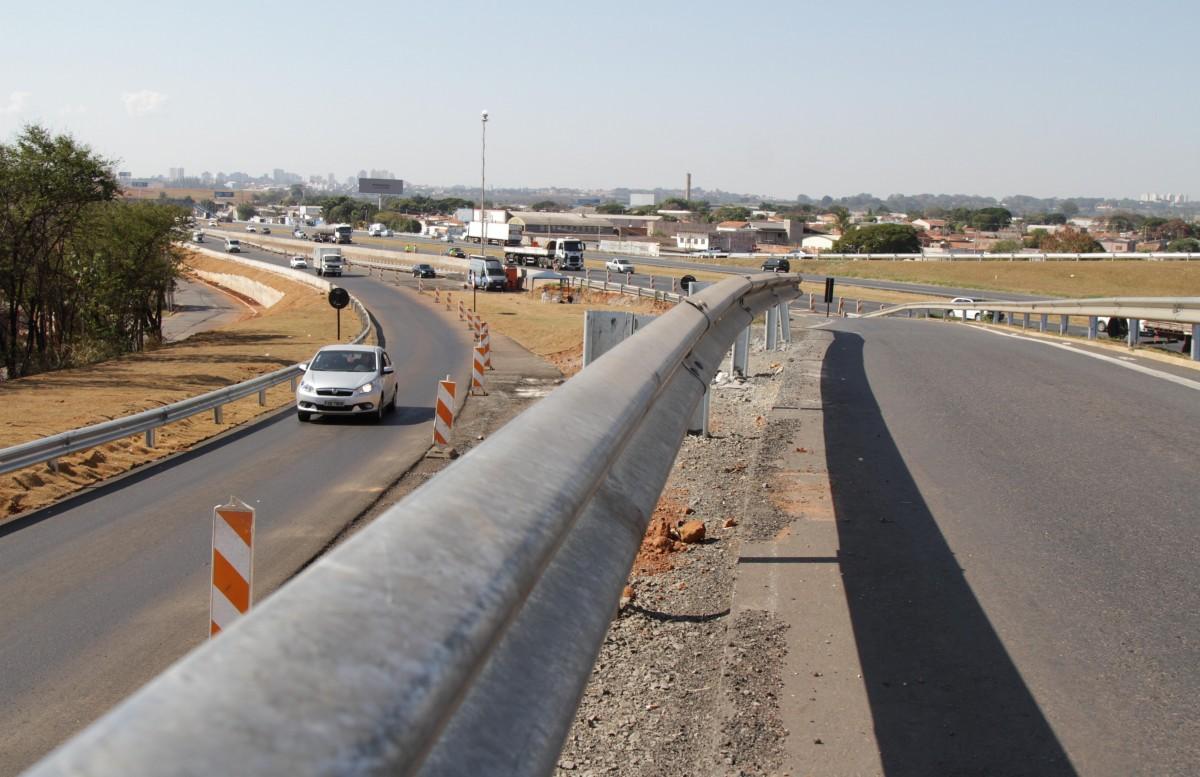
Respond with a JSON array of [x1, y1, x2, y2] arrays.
[[382, 365, 394, 375], [298, 362, 308, 371]]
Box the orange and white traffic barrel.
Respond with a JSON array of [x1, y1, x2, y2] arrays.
[[472, 346, 488, 395], [433, 376, 455, 446], [480, 323, 493, 370]]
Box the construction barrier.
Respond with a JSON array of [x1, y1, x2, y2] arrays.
[[210, 498, 255, 638], [480, 323, 493, 370], [837, 298, 845, 316], [434, 289, 441, 304], [433, 377, 455, 446], [446, 292, 453, 312], [418, 278, 424, 293], [855, 299, 862, 315], [458, 301, 465, 321], [472, 346, 488, 396]]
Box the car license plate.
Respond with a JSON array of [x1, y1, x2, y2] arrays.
[[325, 400, 344, 407]]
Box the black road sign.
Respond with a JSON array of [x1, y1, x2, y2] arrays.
[[823, 277, 835, 304], [327, 287, 350, 310]]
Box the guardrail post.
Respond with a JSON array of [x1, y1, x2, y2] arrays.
[[258, 388, 267, 406], [1191, 325, 1199, 361], [808, 292, 815, 312], [1128, 319, 1140, 348], [779, 301, 791, 343], [765, 306, 779, 350], [214, 405, 223, 424], [731, 326, 751, 376], [145, 428, 155, 448], [1059, 315, 1068, 335], [1039, 314, 1048, 333], [1087, 316, 1098, 340], [48, 458, 58, 473], [1022, 312, 1029, 329], [687, 386, 710, 437]]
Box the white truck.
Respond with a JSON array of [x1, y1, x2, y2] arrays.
[[312, 247, 345, 277], [468, 255, 508, 291], [466, 220, 522, 246], [331, 224, 353, 244], [503, 239, 585, 271], [367, 223, 392, 237]]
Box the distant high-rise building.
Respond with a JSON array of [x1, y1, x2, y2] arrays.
[[168, 167, 185, 182], [273, 168, 285, 184]]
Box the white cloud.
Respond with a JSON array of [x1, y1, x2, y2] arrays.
[[1, 91, 32, 115], [121, 89, 167, 116]]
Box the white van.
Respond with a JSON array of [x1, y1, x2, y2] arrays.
[[225, 238, 242, 253]]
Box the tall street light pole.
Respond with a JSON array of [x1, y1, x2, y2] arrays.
[[476, 109, 488, 313]]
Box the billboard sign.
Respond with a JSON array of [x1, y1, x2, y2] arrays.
[[358, 178, 404, 196], [213, 191, 235, 199]]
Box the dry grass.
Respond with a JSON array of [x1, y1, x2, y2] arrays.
[[0, 251, 357, 518]]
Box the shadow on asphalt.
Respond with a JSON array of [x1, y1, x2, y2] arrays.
[[821, 330, 1077, 777]]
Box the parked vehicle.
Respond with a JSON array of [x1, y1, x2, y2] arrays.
[[605, 258, 635, 274], [224, 238, 242, 253], [466, 220, 522, 246], [761, 257, 790, 272], [469, 255, 508, 291], [445, 247, 466, 259], [503, 239, 585, 271], [412, 263, 436, 278], [312, 247, 344, 277], [295, 344, 397, 423], [289, 256, 308, 269]]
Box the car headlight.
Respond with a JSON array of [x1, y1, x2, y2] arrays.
[[300, 382, 313, 392], [357, 382, 374, 394]]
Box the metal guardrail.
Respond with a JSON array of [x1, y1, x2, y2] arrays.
[[726, 251, 1200, 262], [862, 296, 1200, 360], [0, 255, 373, 478], [24, 273, 801, 777]]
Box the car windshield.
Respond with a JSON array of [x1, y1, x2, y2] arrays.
[[311, 350, 377, 373], [416, 264, 431, 270]]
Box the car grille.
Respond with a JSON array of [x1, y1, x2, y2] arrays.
[[316, 388, 354, 397]]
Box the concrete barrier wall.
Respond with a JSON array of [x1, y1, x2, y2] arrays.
[[191, 270, 285, 308], [599, 240, 661, 257], [244, 235, 470, 276]]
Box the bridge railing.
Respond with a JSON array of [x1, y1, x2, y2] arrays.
[[24, 273, 801, 777]]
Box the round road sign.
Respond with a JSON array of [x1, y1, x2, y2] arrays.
[[327, 287, 350, 310]]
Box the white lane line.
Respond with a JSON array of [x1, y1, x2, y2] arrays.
[[977, 326, 1200, 393]]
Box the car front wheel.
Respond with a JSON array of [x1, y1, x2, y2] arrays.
[[297, 410, 310, 422]]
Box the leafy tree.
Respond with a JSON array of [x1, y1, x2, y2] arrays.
[[713, 205, 751, 222], [1166, 237, 1200, 252], [595, 201, 627, 215], [1105, 212, 1141, 232], [834, 224, 921, 253], [969, 207, 1012, 231], [1042, 212, 1067, 225], [1024, 229, 1051, 249], [828, 206, 852, 235], [1151, 219, 1193, 241], [1060, 200, 1080, 218], [1040, 227, 1102, 253], [236, 203, 258, 221], [530, 200, 563, 212], [198, 199, 218, 215], [989, 239, 1023, 253]]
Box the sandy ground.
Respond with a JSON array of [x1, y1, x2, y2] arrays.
[[0, 252, 360, 519]]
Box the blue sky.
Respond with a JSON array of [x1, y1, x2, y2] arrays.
[[1, 0, 1195, 199]]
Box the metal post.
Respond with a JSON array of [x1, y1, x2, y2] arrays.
[[731, 326, 750, 376], [214, 405, 223, 424], [1191, 324, 1199, 361], [687, 385, 710, 437], [1039, 313, 1047, 333], [145, 428, 155, 448], [1087, 316, 1098, 340], [258, 388, 267, 406], [1059, 315, 1068, 335], [779, 301, 791, 343], [765, 306, 778, 351], [1128, 319, 1140, 348], [1023, 312, 1029, 329]]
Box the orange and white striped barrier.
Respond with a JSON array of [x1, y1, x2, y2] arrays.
[[472, 346, 488, 395], [434, 288, 441, 304], [210, 497, 255, 638], [433, 376, 455, 446], [418, 278, 424, 293], [480, 323, 493, 370], [837, 298, 845, 316], [855, 299, 862, 315], [445, 292, 453, 311], [458, 301, 465, 321]]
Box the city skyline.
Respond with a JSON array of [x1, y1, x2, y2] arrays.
[[3, 0, 1196, 200]]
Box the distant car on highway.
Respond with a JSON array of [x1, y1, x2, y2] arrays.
[[261, 226, 271, 235], [412, 263, 436, 278], [293, 229, 307, 239], [224, 238, 242, 253], [948, 297, 984, 321], [289, 256, 307, 269], [761, 257, 790, 272], [245, 224, 257, 233], [697, 249, 729, 258], [191, 231, 204, 243], [208, 220, 217, 227], [445, 247, 465, 258], [295, 344, 397, 423], [606, 258, 635, 274]]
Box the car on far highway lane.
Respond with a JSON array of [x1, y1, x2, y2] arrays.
[[289, 256, 307, 269], [606, 258, 635, 274], [261, 226, 271, 234], [948, 297, 984, 321], [245, 224, 257, 233], [412, 263, 436, 278], [761, 257, 791, 272], [293, 229, 307, 239], [295, 344, 398, 423], [208, 220, 217, 227], [445, 247, 465, 258]]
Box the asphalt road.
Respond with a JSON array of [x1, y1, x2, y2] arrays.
[[811, 312, 1199, 775], [162, 277, 246, 342], [0, 245, 472, 773]]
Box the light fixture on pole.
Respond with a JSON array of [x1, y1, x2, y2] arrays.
[[475, 109, 488, 313]]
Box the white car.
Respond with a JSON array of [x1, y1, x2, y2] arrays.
[[606, 258, 635, 274], [295, 344, 398, 423], [948, 297, 983, 321], [288, 256, 307, 269], [245, 224, 257, 233], [293, 229, 307, 239]]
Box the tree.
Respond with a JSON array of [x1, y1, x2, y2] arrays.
[[595, 201, 627, 215], [1151, 219, 1193, 241], [1166, 237, 1200, 253], [198, 199, 218, 215], [989, 239, 1023, 253], [1040, 227, 1102, 253], [236, 203, 258, 221], [713, 205, 751, 223], [834, 224, 921, 254], [530, 200, 563, 212], [969, 207, 1012, 231], [829, 206, 852, 235], [1060, 200, 1080, 218]]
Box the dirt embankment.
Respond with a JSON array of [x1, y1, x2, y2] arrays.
[[0, 252, 350, 519]]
